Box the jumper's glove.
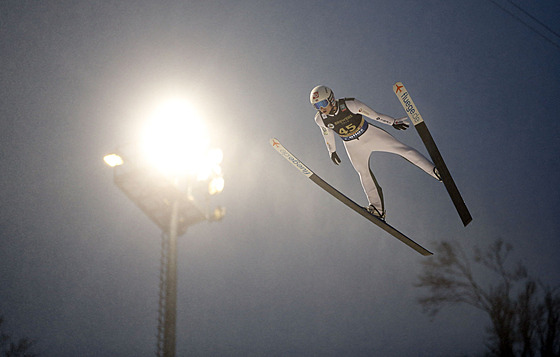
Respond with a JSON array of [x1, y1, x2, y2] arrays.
[[392, 117, 410, 130], [331, 152, 341, 165]]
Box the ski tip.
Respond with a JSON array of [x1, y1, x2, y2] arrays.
[[269, 138, 281, 147], [393, 81, 405, 95]]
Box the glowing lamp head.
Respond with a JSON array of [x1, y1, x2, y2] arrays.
[[208, 176, 225, 195], [103, 154, 124, 167], [142, 98, 209, 176]]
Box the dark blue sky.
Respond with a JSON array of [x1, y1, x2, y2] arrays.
[[1, 1, 559, 356]]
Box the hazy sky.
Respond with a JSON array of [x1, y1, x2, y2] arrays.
[[1, 1, 559, 356]]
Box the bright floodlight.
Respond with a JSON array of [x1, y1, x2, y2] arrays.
[[103, 154, 124, 167], [208, 176, 225, 195], [195, 148, 224, 181], [211, 206, 226, 221], [142, 98, 210, 176]]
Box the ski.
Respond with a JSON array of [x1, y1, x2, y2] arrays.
[[393, 82, 472, 226], [270, 138, 433, 256]]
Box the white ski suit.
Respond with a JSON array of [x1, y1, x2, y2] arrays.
[[314, 97, 439, 213]]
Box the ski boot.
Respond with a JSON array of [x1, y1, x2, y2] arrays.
[[434, 167, 442, 181], [366, 205, 386, 221]]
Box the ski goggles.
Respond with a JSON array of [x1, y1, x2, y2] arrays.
[[313, 99, 330, 110]]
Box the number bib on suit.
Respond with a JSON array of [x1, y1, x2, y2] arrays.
[[320, 98, 368, 141]]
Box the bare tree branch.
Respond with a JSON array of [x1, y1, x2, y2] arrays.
[[416, 239, 560, 357]]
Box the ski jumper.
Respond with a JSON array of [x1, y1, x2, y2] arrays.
[[314, 98, 439, 213]]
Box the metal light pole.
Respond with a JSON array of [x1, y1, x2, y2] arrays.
[[104, 146, 225, 357], [162, 198, 179, 357]]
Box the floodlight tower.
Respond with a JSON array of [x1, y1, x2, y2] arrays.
[[104, 100, 225, 357]]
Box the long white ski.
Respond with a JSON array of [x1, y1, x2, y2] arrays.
[[270, 138, 433, 256], [393, 82, 472, 226]]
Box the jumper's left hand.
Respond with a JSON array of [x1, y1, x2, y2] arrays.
[[331, 151, 341, 165], [392, 117, 410, 130]]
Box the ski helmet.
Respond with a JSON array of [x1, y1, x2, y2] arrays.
[[310, 85, 335, 110]]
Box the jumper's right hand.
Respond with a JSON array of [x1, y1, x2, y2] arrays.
[[331, 152, 341, 165]]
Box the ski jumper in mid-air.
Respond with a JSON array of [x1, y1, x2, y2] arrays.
[[310, 85, 441, 220]]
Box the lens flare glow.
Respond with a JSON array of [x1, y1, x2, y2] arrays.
[[142, 98, 210, 176]]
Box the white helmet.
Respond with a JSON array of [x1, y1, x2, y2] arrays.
[[310, 85, 335, 110]]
